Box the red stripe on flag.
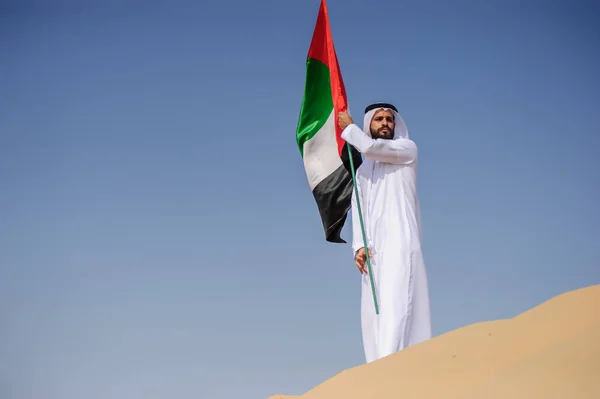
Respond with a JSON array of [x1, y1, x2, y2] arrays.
[[307, 0, 348, 157]]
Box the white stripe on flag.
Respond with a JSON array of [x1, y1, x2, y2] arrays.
[[302, 110, 342, 191]]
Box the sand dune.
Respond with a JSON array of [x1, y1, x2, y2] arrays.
[[268, 284, 600, 399]]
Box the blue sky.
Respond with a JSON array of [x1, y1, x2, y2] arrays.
[[1, 0, 599, 398]]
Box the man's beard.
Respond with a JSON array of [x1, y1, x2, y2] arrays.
[[370, 126, 393, 140]]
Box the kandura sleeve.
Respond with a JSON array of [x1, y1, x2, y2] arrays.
[[341, 123, 417, 165], [351, 180, 364, 255]]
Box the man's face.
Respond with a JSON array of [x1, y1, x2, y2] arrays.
[[369, 109, 395, 139]]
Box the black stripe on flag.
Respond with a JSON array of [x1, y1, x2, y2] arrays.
[[312, 143, 363, 243]]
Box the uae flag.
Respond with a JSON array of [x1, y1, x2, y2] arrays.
[[296, 0, 362, 243]]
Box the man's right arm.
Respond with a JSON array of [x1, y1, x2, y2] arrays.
[[342, 123, 417, 165]]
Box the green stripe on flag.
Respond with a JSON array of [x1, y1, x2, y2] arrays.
[[295, 58, 333, 156]]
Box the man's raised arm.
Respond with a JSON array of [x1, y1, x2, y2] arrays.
[[341, 123, 417, 165]]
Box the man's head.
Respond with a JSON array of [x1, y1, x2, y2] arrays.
[[363, 102, 408, 140], [369, 109, 395, 140]]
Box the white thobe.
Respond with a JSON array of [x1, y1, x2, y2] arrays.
[[341, 123, 432, 363]]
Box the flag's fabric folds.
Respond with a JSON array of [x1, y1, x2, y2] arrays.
[[296, 0, 362, 243]]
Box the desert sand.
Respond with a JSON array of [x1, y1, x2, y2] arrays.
[[268, 284, 600, 399]]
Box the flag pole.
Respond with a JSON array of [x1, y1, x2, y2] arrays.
[[346, 144, 379, 315]]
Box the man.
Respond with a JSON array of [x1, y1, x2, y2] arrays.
[[338, 102, 432, 363]]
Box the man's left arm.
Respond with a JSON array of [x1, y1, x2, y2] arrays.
[[341, 123, 418, 165]]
